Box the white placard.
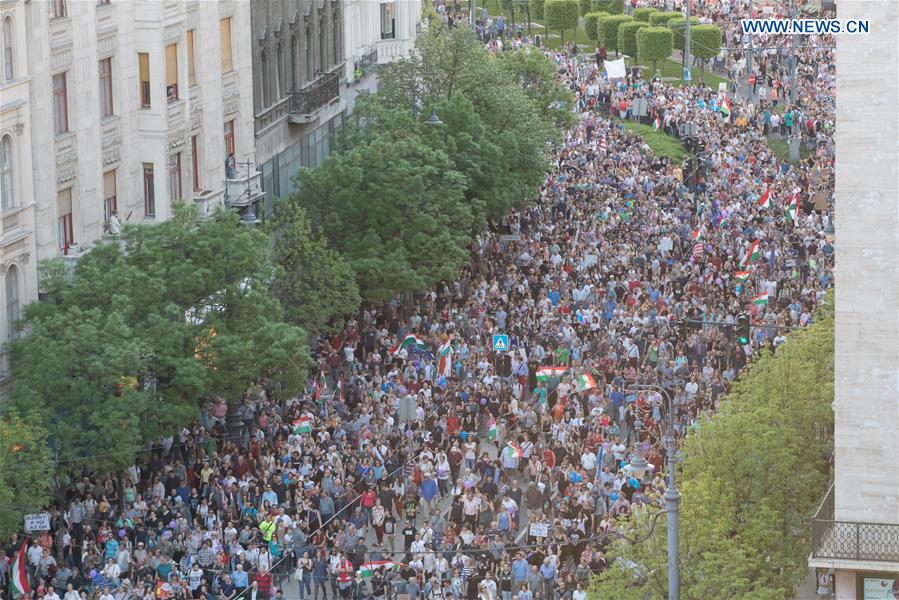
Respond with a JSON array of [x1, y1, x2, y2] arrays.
[[529, 522, 551, 538], [605, 58, 627, 79], [24, 513, 51, 532]]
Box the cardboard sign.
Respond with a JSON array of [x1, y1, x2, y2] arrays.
[[24, 513, 51, 531], [529, 522, 551, 537]]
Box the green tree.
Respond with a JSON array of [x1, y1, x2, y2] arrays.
[[592, 0, 624, 13], [8, 205, 312, 472], [498, 48, 577, 129], [269, 201, 360, 335], [690, 24, 723, 80], [0, 410, 54, 536], [668, 16, 700, 54], [599, 14, 633, 54], [585, 11, 609, 41], [578, 0, 592, 16], [544, 0, 579, 45], [637, 26, 674, 74], [590, 299, 835, 599], [531, 0, 545, 19], [632, 7, 657, 22], [649, 10, 682, 25], [618, 20, 648, 57]]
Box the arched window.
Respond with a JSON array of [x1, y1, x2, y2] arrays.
[[0, 135, 13, 210], [5, 264, 19, 340], [304, 26, 313, 82], [3, 17, 12, 81], [290, 34, 298, 91], [260, 50, 270, 107], [318, 17, 327, 72]]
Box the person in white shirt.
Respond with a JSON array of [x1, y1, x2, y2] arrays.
[[580, 450, 597, 472]]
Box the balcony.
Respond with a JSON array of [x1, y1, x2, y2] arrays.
[[224, 170, 264, 209], [193, 188, 225, 220], [810, 483, 899, 565], [287, 70, 341, 123]]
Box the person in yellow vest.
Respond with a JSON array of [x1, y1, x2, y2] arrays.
[[259, 517, 276, 543]]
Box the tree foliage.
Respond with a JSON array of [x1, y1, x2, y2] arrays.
[[599, 14, 633, 53], [585, 11, 609, 41], [7, 205, 312, 472], [690, 23, 724, 60], [498, 48, 577, 129], [618, 20, 649, 58], [637, 26, 674, 73], [632, 7, 657, 22], [590, 298, 835, 599], [531, 0, 545, 20], [544, 0, 580, 44], [0, 410, 54, 536], [592, 0, 624, 14], [668, 16, 701, 51], [649, 10, 682, 25], [578, 0, 592, 16], [269, 201, 360, 335]]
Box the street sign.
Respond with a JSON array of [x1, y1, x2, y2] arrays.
[[748, 74, 757, 85], [24, 513, 51, 532], [492, 334, 509, 352]]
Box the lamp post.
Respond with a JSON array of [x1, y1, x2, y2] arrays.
[[627, 384, 680, 600]]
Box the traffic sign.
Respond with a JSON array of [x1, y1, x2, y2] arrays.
[[748, 74, 756, 85], [492, 334, 510, 352]]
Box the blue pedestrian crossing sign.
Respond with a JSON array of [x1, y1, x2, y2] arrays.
[[492, 334, 510, 352]]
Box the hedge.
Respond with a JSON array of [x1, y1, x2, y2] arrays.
[[690, 23, 723, 60], [598, 14, 632, 52], [585, 11, 610, 41], [632, 7, 657, 22], [579, 0, 592, 16], [531, 0, 545, 20], [544, 0, 580, 44], [668, 16, 700, 51], [649, 10, 682, 26], [637, 26, 674, 73], [618, 21, 649, 58], [592, 0, 624, 14]]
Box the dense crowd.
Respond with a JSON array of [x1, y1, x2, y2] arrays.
[[3, 3, 835, 600]]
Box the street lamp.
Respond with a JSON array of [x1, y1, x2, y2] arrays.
[[424, 108, 443, 126], [628, 384, 681, 600]]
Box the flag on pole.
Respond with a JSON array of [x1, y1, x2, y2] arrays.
[[576, 373, 597, 391], [436, 340, 453, 378], [486, 415, 498, 442], [506, 442, 523, 459], [359, 561, 403, 578], [691, 227, 703, 241], [313, 372, 326, 402], [293, 415, 312, 434], [734, 271, 752, 283], [720, 96, 731, 121], [535, 366, 567, 381], [786, 191, 799, 224], [652, 116, 661, 130], [692, 242, 705, 259], [757, 188, 770, 209], [391, 334, 427, 356], [740, 240, 760, 267], [10, 540, 30, 598], [751, 291, 769, 306]]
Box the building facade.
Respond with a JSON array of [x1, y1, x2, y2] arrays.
[[0, 0, 257, 399], [808, 0, 899, 596], [343, 0, 421, 109], [250, 0, 347, 213]]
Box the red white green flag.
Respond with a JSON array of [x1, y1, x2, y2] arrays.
[[751, 291, 769, 306], [390, 334, 427, 356], [757, 188, 770, 209], [786, 191, 800, 225], [486, 415, 498, 442], [720, 96, 731, 121], [536, 366, 567, 381], [293, 415, 312, 434], [506, 442, 523, 458], [691, 227, 703, 241], [436, 340, 453, 378], [734, 271, 752, 283], [576, 373, 597, 391], [359, 561, 403, 578], [10, 538, 30, 597], [740, 240, 760, 267], [337, 378, 344, 402]]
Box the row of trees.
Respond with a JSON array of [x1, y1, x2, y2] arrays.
[[590, 297, 835, 598], [0, 25, 570, 533]]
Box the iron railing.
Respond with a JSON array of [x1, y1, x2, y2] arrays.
[[811, 483, 899, 563], [287, 71, 340, 116]]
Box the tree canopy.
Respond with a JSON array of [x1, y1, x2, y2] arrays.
[[0, 410, 54, 536], [7, 205, 312, 472]]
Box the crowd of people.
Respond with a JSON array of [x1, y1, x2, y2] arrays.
[[2, 3, 836, 600]]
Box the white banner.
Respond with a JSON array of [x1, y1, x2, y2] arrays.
[[529, 522, 551, 538], [605, 58, 627, 79], [24, 513, 51, 532]]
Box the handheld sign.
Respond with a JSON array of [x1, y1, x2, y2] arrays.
[[492, 334, 510, 352], [24, 513, 51, 532]]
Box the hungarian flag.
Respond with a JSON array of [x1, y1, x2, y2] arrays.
[[599, 137, 607, 151], [652, 116, 661, 130], [313, 373, 325, 402], [786, 191, 800, 225], [10, 539, 30, 597], [691, 227, 703, 241], [359, 561, 402, 578], [751, 291, 769, 306], [740, 240, 760, 267], [536, 366, 567, 381], [757, 188, 770, 209], [293, 415, 312, 435], [436, 340, 453, 378], [720, 96, 731, 121], [576, 373, 597, 391], [506, 442, 523, 459], [390, 334, 427, 356], [734, 271, 752, 283], [486, 415, 498, 442], [336, 378, 344, 402]]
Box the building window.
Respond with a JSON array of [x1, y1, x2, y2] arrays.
[[99, 57, 114, 118], [276, 42, 284, 99], [186, 29, 197, 87], [306, 123, 330, 168], [381, 3, 395, 40], [52, 73, 69, 135], [57, 187, 74, 253], [220, 18, 233, 73], [318, 18, 326, 71], [165, 43, 178, 102], [260, 51, 269, 107], [290, 35, 298, 91], [332, 11, 340, 65], [51, 0, 67, 19], [168, 152, 182, 201], [5, 265, 19, 340], [143, 163, 155, 216], [103, 169, 117, 222], [97, 0, 111, 5], [138, 52, 151, 108], [304, 26, 313, 82], [3, 18, 13, 81], [223, 121, 235, 158], [0, 136, 12, 210], [191, 134, 201, 192]]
